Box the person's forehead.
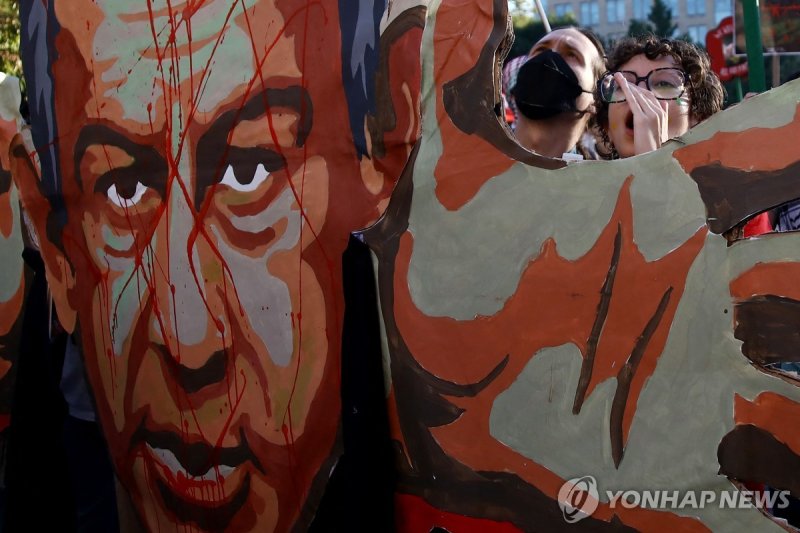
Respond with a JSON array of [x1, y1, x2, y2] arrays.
[[620, 53, 679, 74], [534, 28, 595, 56]]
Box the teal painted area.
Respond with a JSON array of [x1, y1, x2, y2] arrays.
[[0, 186, 25, 303], [101, 224, 135, 253], [92, 1, 259, 123]]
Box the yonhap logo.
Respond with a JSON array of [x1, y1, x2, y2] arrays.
[[557, 476, 600, 523], [557, 475, 791, 523]]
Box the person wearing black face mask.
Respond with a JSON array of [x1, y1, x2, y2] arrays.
[[508, 27, 606, 159], [512, 50, 593, 120]]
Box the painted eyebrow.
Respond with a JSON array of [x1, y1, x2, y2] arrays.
[[73, 124, 168, 195], [193, 85, 313, 208], [202, 85, 313, 150]]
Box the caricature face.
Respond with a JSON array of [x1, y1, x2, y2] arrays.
[[607, 54, 693, 158], [16, 1, 401, 530], [0, 74, 25, 432], [366, 0, 800, 531]]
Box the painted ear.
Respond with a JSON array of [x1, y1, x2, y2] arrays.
[[358, 6, 425, 220], [9, 133, 77, 333]]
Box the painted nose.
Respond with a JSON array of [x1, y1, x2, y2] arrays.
[[150, 182, 233, 390]]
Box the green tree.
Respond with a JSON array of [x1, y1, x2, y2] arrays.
[[627, 0, 678, 39], [627, 18, 655, 38], [649, 0, 678, 38], [0, 0, 21, 78]]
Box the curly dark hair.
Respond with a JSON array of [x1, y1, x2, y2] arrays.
[[593, 35, 725, 157]]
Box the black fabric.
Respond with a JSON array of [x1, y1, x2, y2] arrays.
[[512, 49, 587, 120], [771, 489, 800, 528], [62, 415, 119, 533], [4, 248, 75, 532], [309, 235, 395, 532]]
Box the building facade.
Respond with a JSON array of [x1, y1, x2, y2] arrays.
[[546, 0, 734, 44]]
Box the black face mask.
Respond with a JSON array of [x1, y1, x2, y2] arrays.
[[511, 49, 592, 120]]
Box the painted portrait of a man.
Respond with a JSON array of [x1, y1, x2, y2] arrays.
[[0, 72, 26, 432], [13, 1, 421, 530]]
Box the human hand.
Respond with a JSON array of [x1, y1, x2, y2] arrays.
[[615, 72, 669, 156]]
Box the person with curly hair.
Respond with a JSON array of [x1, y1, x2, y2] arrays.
[[594, 35, 724, 159]]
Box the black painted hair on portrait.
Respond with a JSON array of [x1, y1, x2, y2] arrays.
[[18, 0, 63, 214], [338, 0, 386, 159]]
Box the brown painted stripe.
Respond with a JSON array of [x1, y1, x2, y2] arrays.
[[689, 159, 800, 234], [734, 294, 800, 365], [610, 287, 673, 468], [573, 224, 622, 415], [718, 424, 800, 498], [0, 166, 10, 194]]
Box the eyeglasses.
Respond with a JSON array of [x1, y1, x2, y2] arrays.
[[598, 68, 689, 103]]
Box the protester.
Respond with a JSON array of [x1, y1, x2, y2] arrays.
[[501, 55, 528, 128], [507, 27, 606, 159], [594, 35, 724, 159]]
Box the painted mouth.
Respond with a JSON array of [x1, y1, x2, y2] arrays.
[[133, 425, 264, 530], [146, 444, 238, 485], [155, 473, 251, 532]]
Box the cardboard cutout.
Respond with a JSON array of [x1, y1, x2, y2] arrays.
[[0, 73, 26, 433], [14, 1, 421, 530], [363, 0, 800, 531]]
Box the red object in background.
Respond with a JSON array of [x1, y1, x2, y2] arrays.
[[396, 493, 524, 533], [743, 212, 773, 237], [505, 105, 515, 125], [706, 17, 749, 82]]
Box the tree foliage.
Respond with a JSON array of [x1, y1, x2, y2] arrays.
[[627, 0, 678, 39], [649, 0, 678, 38], [0, 0, 21, 79]]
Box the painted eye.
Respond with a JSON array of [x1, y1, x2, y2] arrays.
[[107, 182, 148, 208], [220, 163, 270, 192]]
